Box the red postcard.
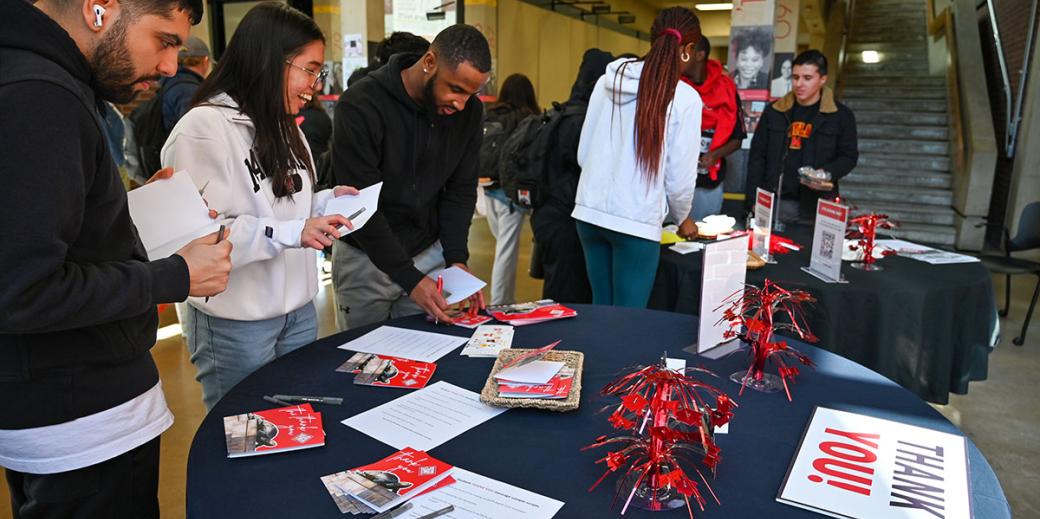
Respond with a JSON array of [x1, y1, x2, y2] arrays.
[[320, 447, 455, 513], [223, 404, 324, 457], [337, 353, 436, 389], [487, 300, 577, 326]]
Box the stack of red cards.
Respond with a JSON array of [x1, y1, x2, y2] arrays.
[[320, 447, 456, 515], [493, 340, 573, 400], [337, 352, 436, 389], [498, 366, 575, 399], [223, 404, 325, 458], [487, 300, 577, 326]]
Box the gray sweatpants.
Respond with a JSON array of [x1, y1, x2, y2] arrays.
[[331, 240, 445, 331]]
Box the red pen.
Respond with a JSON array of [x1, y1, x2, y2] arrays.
[[435, 275, 444, 324]]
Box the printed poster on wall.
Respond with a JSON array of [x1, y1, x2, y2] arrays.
[[771, 0, 800, 99], [385, 0, 457, 42], [730, 0, 776, 146]]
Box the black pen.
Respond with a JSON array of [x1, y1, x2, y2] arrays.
[[263, 395, 293, 407], [205, 224, 226, 303], [415, 505, 454, 519], [336, 207, 366, 235], [272, 394, 343, 405]]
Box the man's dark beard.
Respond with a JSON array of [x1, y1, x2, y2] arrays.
[[422, 73, 441, 118], [91, 17, 157, 103]]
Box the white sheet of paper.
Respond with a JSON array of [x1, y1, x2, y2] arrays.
[[337, 326, 468, 363], [342, 382, 507, 451], [698, 236, 748, 353], [126, 170, 221, 260], [494, 360, 565, 385], [428, 266, 487, 305], [874, 239, 980, 264], [323, 182, 382, 235], [400, 468, 564, 519], [669, 242, 705, 255]]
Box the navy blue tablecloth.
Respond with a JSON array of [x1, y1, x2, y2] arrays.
[[649, 225, 998, 404], [186, 305, 1009, 518]]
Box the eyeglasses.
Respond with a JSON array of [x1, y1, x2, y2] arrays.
[[285, 60, 330, 90]]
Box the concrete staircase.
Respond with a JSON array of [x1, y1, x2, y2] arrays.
[[839, 0, 957, 247]]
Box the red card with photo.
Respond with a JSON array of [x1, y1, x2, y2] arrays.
[[338, 352, 437, 389], [223, 404, 324, 457]]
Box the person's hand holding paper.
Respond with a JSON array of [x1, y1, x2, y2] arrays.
[[127, 170, 224, 260], [323, 182, 382, 235]]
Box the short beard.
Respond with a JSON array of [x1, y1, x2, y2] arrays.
[[422, 72, 439, 117], [91, 16, 154, 103]]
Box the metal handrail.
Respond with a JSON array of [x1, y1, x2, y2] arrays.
[[837, 0, 858, 96], [1006, 0, 1038, 157], [984, 0, 1014, 157]]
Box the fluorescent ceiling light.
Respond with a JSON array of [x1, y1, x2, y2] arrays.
[[862, 50, 881, 63], [695, 3, 733, 10]]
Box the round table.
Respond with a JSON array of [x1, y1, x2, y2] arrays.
[[186, 306, 1009, 518], [649, 225, 998, 404]]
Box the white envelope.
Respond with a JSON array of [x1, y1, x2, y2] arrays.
[[323, 182, 382, 235], [428, 266, 487, 305], [494, 360, 565, 385], [126, 170, 221, 260]]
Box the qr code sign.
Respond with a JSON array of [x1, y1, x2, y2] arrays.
[[820, 231, 836, 259]]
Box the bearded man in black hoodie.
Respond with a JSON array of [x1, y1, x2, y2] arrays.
[[0, 0, 231, 516], [330, 24, 490, 329]]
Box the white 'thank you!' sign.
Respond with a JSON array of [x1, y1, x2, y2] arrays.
[[778, 407, 971, 519]]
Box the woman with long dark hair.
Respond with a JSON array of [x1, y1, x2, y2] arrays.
[[482, 73, 539, 304], [161, 2, 357, 409], [571, 7, 703, 308]]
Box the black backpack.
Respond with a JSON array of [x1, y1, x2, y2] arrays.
[[498, 102, 581, 209], [478, 105, 522, 183], [127, 76, 194, 177]]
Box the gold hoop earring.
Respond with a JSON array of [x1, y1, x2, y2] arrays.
[[681, 52, 690, 63]]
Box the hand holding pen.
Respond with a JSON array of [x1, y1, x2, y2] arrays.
[[177, 226, 232, 298]]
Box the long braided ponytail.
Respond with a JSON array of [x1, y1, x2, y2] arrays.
[[632, 7, 701, 181]]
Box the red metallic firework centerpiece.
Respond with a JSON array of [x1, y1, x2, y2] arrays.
[[583, 354, 735, 517], [719, 280, 817, 401], [848, 213, 896, 271]]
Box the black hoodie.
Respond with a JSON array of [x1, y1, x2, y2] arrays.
[[331, 53, 482, 292], [0, 0, 190, 429]]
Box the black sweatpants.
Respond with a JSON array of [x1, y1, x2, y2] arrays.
[[5, 436, 161, 519]]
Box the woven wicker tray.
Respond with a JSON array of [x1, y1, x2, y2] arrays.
[[479, 349, 584, 412]]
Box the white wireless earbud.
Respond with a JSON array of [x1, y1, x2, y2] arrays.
[[92, 5, 106, 28]]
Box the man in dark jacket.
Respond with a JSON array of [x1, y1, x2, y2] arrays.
[[0, 1, 231, 516], [745, 50, 858, 223], [330, 24, 490, 328], [531, 48, 614, 304]]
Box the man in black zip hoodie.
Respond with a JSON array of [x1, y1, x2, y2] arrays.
[[331, 24, 489, 328], [0, 0, 231, 516], [746, 50, 858, 223]]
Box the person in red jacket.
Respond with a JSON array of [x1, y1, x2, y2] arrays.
[[681, 36, 747, 221]]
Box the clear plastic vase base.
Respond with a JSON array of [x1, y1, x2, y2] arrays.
[[730, 370, 784, 393], [615, 468, 686, 512]]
